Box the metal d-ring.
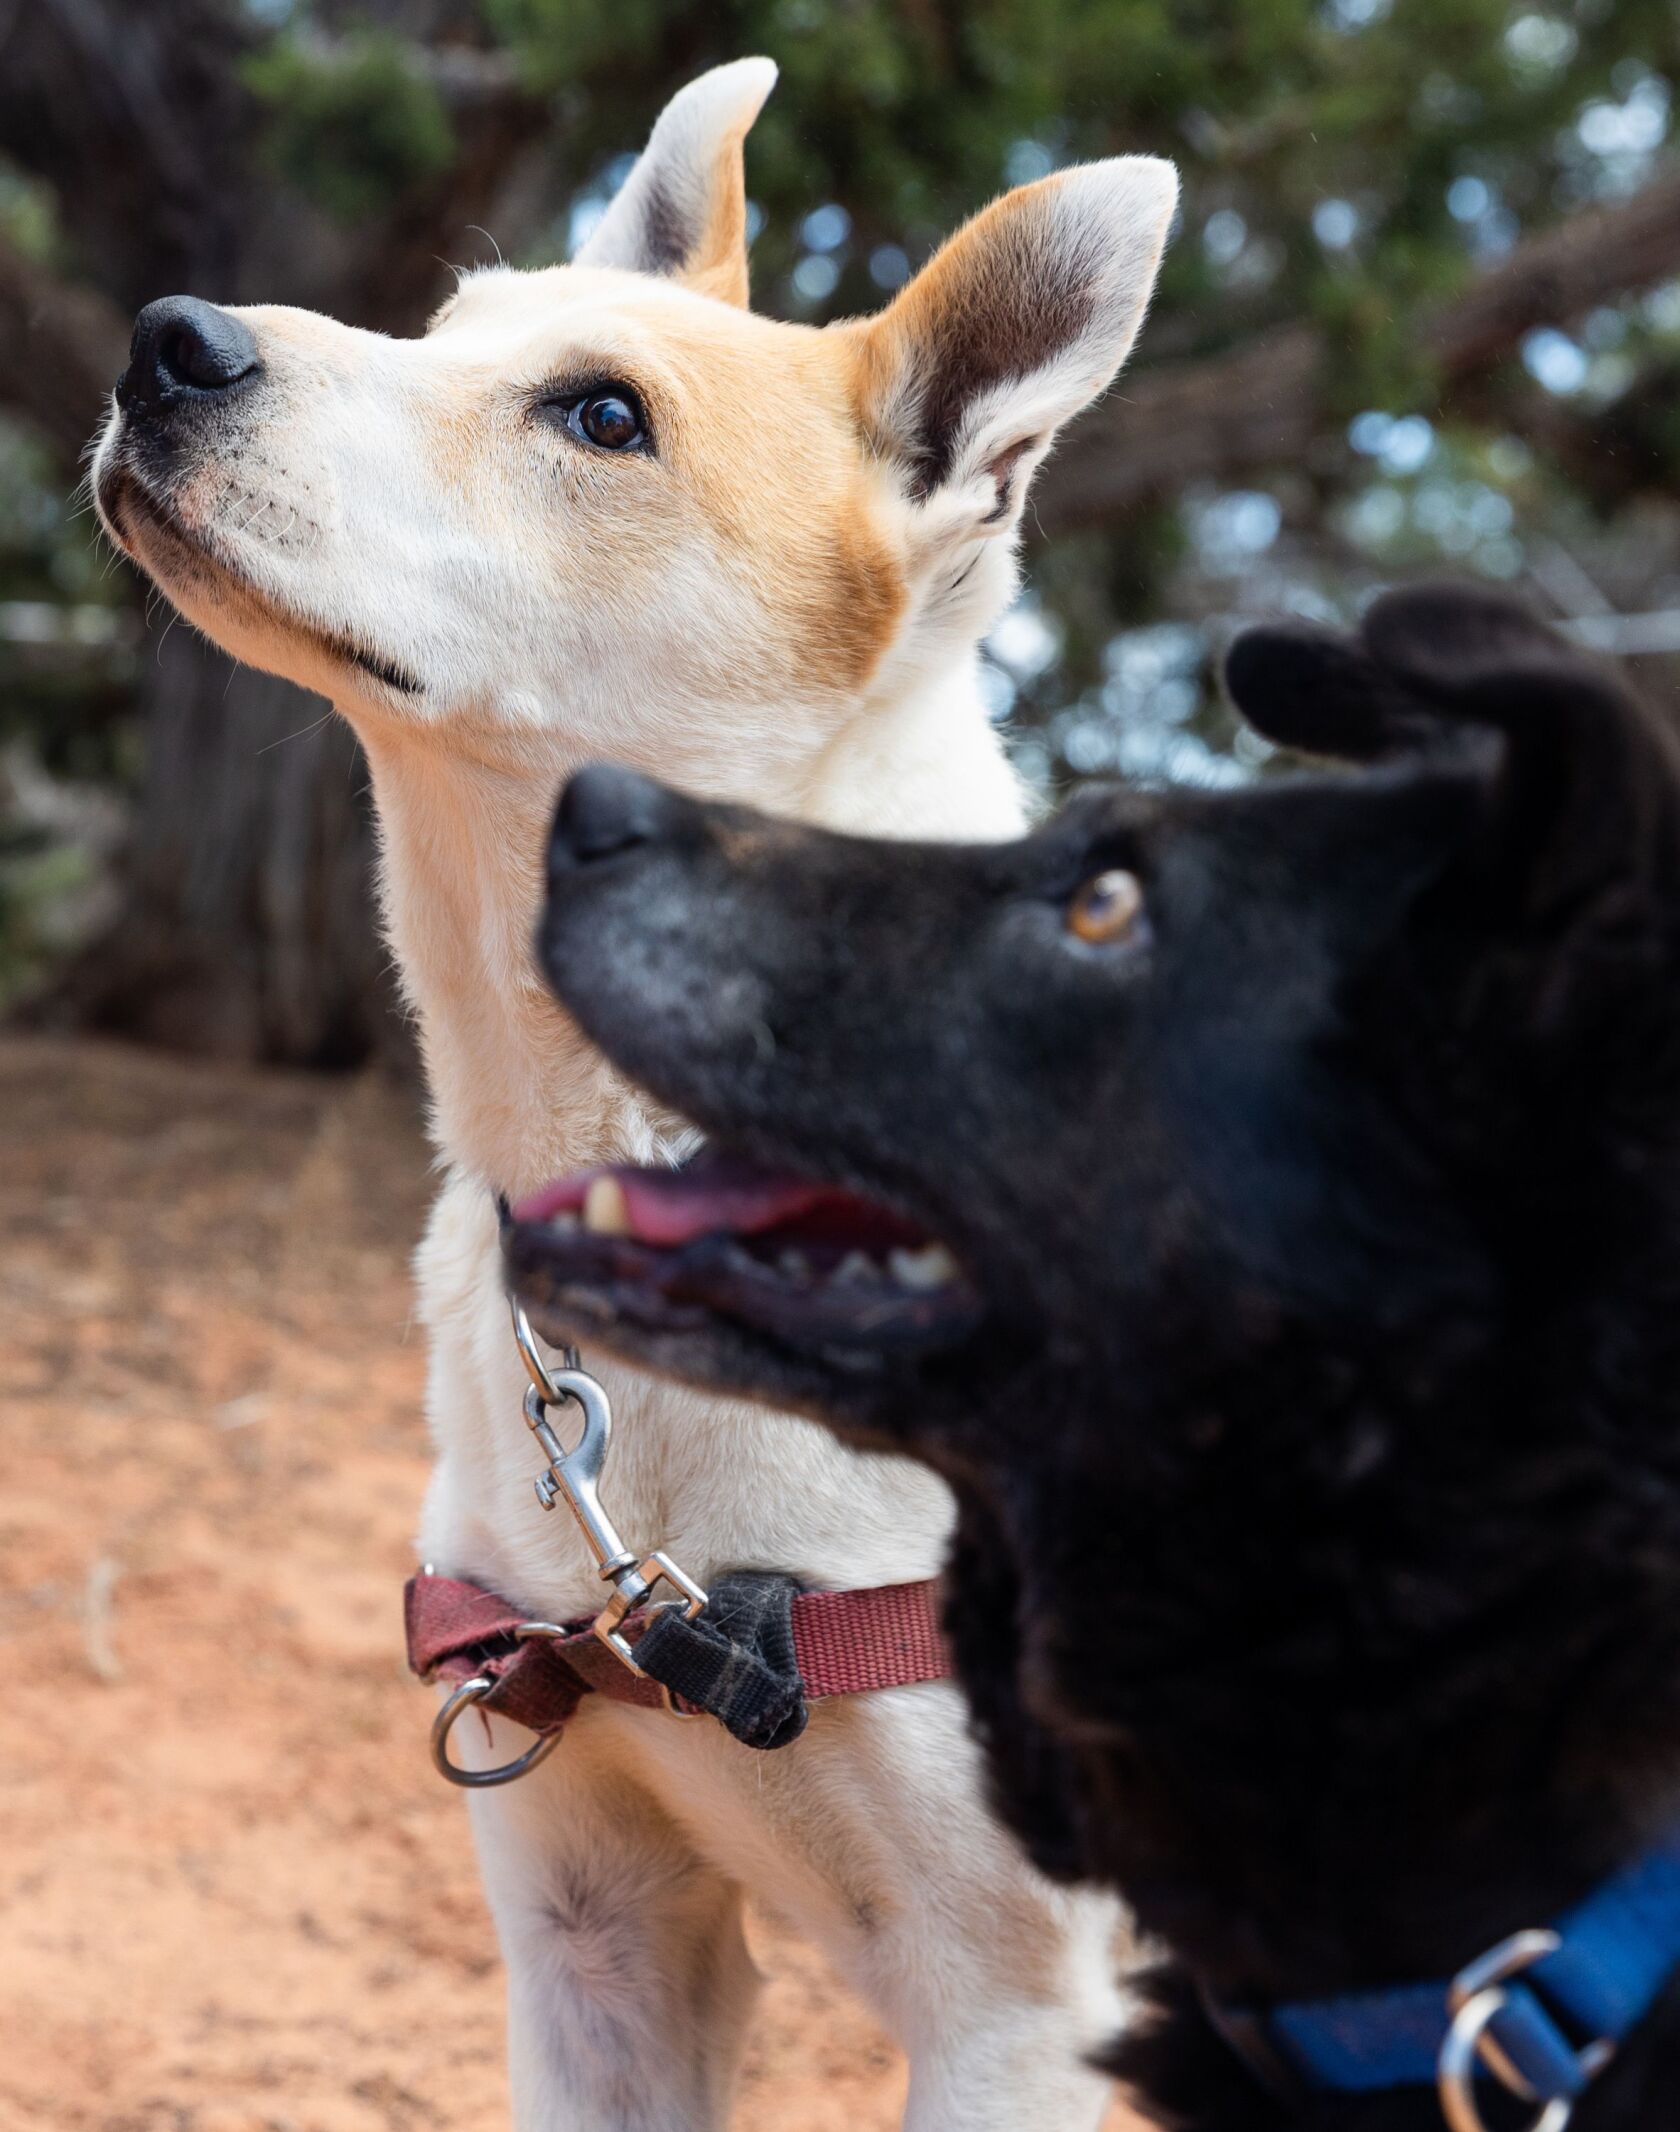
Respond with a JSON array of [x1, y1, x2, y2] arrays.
[[429, 1672, 562, 1789], [1437, 1929, 1611, 2132]]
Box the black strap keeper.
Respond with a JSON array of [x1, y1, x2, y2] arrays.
[[634, 1569, 809, 1750]]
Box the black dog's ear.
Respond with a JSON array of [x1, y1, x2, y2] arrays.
[[1369, 584, 1680, 915], [1223, 620, 1436, 763], [1359, 580, 1581, 700], [1226, 585, 1622, 760], [1223, 585, 1584, 764], [1228, 584, 1680, 916]]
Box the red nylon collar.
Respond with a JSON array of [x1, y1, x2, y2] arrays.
[[405, 1570, 951, 1737]]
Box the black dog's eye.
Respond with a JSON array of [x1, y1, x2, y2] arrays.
[[558, 387, 647, 453], [1067, 869, 1147, 947]]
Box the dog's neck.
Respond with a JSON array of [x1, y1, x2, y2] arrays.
[[1019, 1334, 1680, 2003], [350, 714, 618, 1196], [347, 658, 1021, 1196], [957, 1345, 1680, 2130]]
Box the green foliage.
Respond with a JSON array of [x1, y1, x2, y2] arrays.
[[0, 160, 61, 265], [0, 415, 134, 1008], [4, 0, 1679, 999], [0, 418, 133, 768], [243, 30, 456, 226], [493, 0, 1672, 355], [0, 827, 92, 1012]]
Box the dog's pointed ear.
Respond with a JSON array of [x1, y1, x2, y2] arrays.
[[1227, 584, 1680, 914], [1226, 586, 1637, 766], [849, 158, 1178, 555], [575, 58, 777, 307], [1223, 621, 1438, 763]]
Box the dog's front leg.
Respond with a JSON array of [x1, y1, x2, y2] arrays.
[[463, 1714, 758, 2132], [886, 1916, 1124, 2132], [807, 1691, 1126, 2132]]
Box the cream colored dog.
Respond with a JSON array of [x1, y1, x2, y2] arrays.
[[93, 60, 1177, 2130]]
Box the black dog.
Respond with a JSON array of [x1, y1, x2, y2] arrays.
[[505, 585, 1680, 2129]]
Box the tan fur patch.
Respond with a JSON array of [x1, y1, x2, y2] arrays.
[[682, 114, 757, 308], [402, 274, 909, 705], [636, 302, 908, 693]]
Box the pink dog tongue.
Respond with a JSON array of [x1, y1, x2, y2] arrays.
[[513, 1152, 832, 1246]]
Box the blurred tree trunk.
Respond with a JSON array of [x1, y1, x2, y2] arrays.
[[67, 668, 396, 1065], [50, 635, 400, 1063], [0, 0, 543, 1062]]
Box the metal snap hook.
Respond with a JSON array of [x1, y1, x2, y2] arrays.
[[502, 1292, 710, 1719], [523, 1374, 642, 1585], [509, 1296, 578, 1405]]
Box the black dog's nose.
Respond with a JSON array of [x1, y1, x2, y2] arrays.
[[116, 296, 260, 415], [552, 764, 688, 866]]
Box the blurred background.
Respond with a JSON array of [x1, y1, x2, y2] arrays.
[[2, 0, 1677, 1061], [0, 5, 1676, 2128]]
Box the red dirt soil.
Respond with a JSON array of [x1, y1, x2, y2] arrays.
[[0, 1036, 1144, 2132]]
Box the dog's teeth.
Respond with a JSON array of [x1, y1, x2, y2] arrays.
[[583, 1176, 633, 1237], [888, 1244, 960, 1291], [777, 1248, 813, 1283], [544, 1210, 579, 1232], [833, 1250, 880, 1286]]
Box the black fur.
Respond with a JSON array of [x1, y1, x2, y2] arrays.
[[507, 585, 1680, 2128]]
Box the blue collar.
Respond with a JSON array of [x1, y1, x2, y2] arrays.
[[1217, 1833, 1680, 2120]]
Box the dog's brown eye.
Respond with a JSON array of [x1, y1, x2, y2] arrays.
[[1067, 869, 1146, 946], [569, 390, 645, 451]]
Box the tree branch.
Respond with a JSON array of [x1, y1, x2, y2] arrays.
[[0, 229, 128, 468], [1034, 165, 1680, 538], [1433, 166, 1680, 373]]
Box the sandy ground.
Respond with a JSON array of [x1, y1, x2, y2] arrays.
[[0, 1036, 1142, 2132]]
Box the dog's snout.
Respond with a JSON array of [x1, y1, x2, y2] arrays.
[[117, 296, 260, 415], [552, 765, 690, 869]]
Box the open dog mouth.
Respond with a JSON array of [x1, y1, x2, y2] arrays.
[[101, 463, 423, 697], [502, 1146, 983, 1362]]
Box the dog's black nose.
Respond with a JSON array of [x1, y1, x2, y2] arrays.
[[117, 296, 260, 415], [552, 764, 687, 866]]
